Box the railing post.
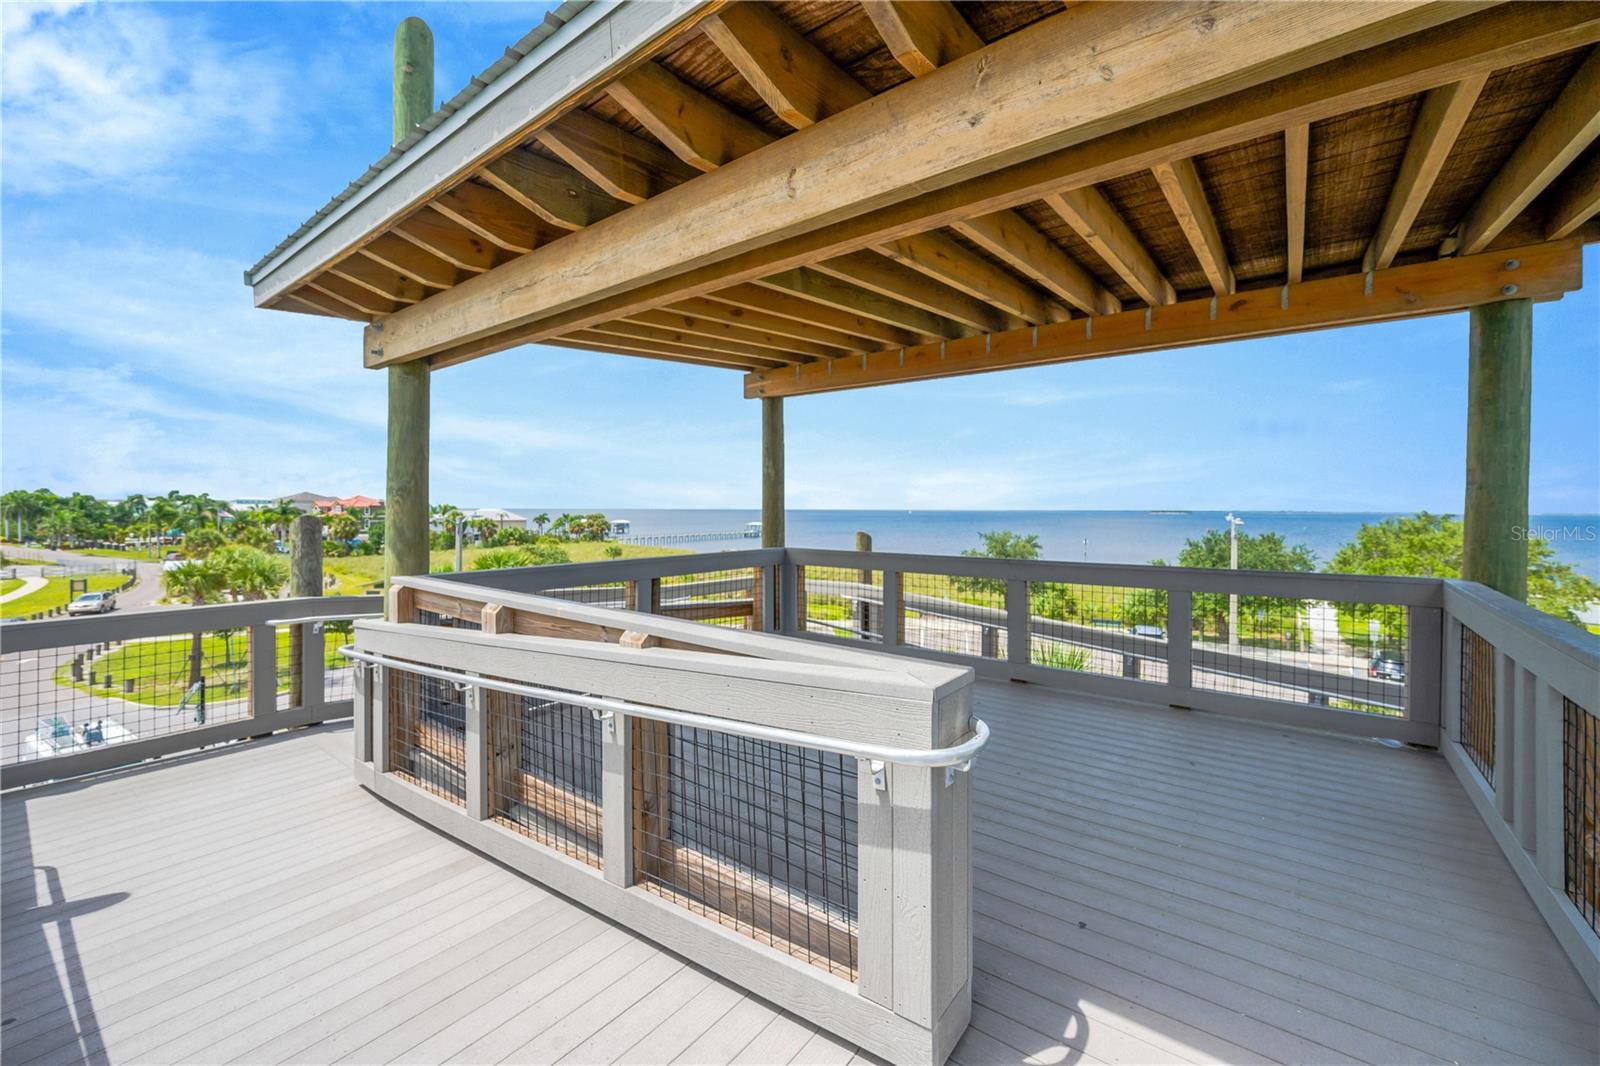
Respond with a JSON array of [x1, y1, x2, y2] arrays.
[[249, 623, 277, 719], [465, 686, 488, 819], [1443, 613, 1464, 744], [1005, 578, 1028, 674], [781, 558, 800, 635], [353, 661, 372, 764], [1167, 588, 1193, 703], [300, 623, 326, 713], [1511, 664, 1537, 850], [1406, 606, 1443, 734], [856, 755, 894, 1010], [1534, 680, 1564, 885], [1495, 649, 1516, 819], [882, 568, 902, 650], [372, 665, 391, 774], [602, 712, 634, 888]]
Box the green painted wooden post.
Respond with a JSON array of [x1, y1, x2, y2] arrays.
[[289, 514, 323, 707], [384, 18, 433, 593], [762, 396, 784, 547], [1463, 298, 1531, 601]]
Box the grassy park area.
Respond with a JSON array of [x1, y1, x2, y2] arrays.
[[322, 542, 687, 595], [55, 628, 348, 707], [1, 572, 128, 619]]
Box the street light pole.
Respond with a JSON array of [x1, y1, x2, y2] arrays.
[[1226, 512, 1244, 649], [454, 515, 465, 574]]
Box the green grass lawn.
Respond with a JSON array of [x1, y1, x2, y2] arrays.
[[1, 578, 22, 598], [55, 628, 348, 707], [322, 542, 689, 596], [1, 573, 129, 619]]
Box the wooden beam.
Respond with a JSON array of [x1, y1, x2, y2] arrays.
[[305, 274, 401, 316], [1283, 123, 1310, 284], [359, 234, 458, 289], [1364, 75, 1486, 271], [754, 269, 960, 341], [1455, 47, 1600, 255], [862, 0, 981, 77], [661, 296, 863, 354], [743, 241, 1583, 398], [327, 255, 428, 304], [1038, 189, 1171, 307], [1545, 147, 1600, 238], [431, 181, 547, 255], [1152, 157, 1235, 295], [283, 287, 363, 320], [625, 306, 841, 359], [702, 4, 869, 129], [607, 62, 774, 172], [535, 110, 697, 205], [813, 251, 1017, 333], [708, 283, 922, 348], [559, 331, 773, 371], [480, 148, 628, 231], [392, 206, 500, 273], [372, 2, 1592, 369], [875, 231, 1070, 324]]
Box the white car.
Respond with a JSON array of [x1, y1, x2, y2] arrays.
[[66, 591, 116, 615], [25, 716, 136, 758]]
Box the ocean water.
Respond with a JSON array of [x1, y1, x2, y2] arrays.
[[511, 508, 1600, 580]]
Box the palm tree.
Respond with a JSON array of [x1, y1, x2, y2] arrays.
[[37, 510, 71, 549], [163, 559, 226, 696], [213, 545, 288, 601], [267, 499, 302, 541], [532, 512, 551, 536]]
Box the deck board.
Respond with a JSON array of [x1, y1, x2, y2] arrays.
[[4, 681, 1595, 1065]]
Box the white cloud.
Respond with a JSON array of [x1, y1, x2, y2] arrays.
[[1, 3, 285, 193]]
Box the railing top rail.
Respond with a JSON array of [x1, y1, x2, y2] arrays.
[[341, 645, 988, 769], [0, 595, 384, 655], [263, 611, 383, 627], [390, 574, 969, 694], [1443, 579, 1599, 703]]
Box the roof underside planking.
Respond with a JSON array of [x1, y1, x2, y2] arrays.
[[246, 1, 1600, 398]]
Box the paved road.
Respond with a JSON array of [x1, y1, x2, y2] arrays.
[[7, 547, 168, 612]]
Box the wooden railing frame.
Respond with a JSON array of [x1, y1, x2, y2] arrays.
[[1, 595, 381, 789]]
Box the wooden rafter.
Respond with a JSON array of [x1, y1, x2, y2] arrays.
[[946, 210, 1118, 317], [663, 296, 866, 354], [1454, 46, 1600, 255], [563, 329, 784, 370], [627, 306, 844, 360], [1364, 75, 1486, 271], [745, 242, 1583, 398], [875, 232, 1070, 325], [480, 148, 627, 231], [305, 275, 398, 317], [431, 181, 546, 255], [607, 62, 773, 172], [534, 110, 697, 204], [1545, 147, 1600, 239], [359, 235, 458, 289], [557, 335, 768, 372], [392, 207, 500, 273], [701, 5, 868, 129], [593, 319, 807, 365], [370, 3, 1600, 370], [1038, 189, 1172, 307], [327, 256, 427, 304], [754, 269, 957, 342], [1152, 157, 1235, 296], [286, 287, 364, 320], [812, 252, 1016, 334], [1283, 124, 1310, 283], [708, 283, 922, 348], [862, 0, 981, 77]]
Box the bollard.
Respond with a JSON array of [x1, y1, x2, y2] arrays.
[[124, 679, 135, 694], [981, 625, 999, 658], [89, 671, 97, 686], [72, 658, 84, 681], [103, 672, 113, 688], [1122, 653, 1140, 679]]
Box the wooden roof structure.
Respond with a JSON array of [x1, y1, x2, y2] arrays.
[[245, 1, 1600, 397]]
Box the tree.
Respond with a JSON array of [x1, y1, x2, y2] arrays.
[[163, 559, 226, 693], [1119, 586, 1169, 631], [213, 545, 288, 601], [1178, 528, 1316, 643], [324, 511, 360, 543], [1331, 512, 1600, 628], [267, 499, 302, 541], [182, 527, 225, 559], [532, 512, 551, 536], [955, 530, 1041, 598], [229, 516, 277, 551]]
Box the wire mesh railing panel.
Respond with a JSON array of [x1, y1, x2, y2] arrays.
[[1189, 594, 1409, 716], [1026, 582, 1168, 682], [1460, 625, 1496, 782], [386, 666, 466, 805], [1564, 697, 1598, 935], [322, 622, 358, 704], [632, 722, 859, 979], [660, 568, 759, 629], [1, 627, 259, 768], [538, 583, 630, 609], [798, 566, 883, 642], [416, 608, 483, 631], [487, 689, 603, 868], [900, 571, 1007, 660]]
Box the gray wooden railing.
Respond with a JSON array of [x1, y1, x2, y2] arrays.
[[0, 595, 380, 788]]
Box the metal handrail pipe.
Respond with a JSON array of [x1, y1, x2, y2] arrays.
[[338, 645, 990, 769]]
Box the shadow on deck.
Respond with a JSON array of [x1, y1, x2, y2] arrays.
[[3, 682, 1595, 1065]]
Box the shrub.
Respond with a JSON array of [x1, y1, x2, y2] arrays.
[[471, 548, 532, 570], [604, 544, 624, 559], [1033, 640, 1090, 672]]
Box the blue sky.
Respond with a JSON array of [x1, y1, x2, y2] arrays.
[[3, 2, 1597, 513]]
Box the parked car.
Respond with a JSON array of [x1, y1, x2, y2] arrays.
[[25, 716, 135, 758], [1369, 654, 1406, 682], [1130, 624, 1167, 641], [66, 591, 116, 615]]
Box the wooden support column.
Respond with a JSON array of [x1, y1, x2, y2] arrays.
[[289, 514, 323, 708], [384, 17, 433, 597], [1463, 298, 1531, 601], [761, 395, 785, 547]]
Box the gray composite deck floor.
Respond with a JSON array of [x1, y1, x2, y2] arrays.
[[3, 681, 1596, 1066]]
